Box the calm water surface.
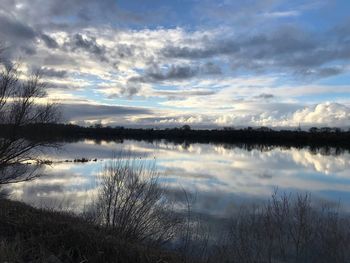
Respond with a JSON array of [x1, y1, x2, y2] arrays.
[[7, 139, 350, 216]]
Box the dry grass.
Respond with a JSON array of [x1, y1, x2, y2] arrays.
[[210, 192, 350, 263], [1, 191, 350, 263], [0, 198, 182, 263]]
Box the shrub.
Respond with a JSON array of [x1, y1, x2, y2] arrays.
[[88, 156, 181, 245]]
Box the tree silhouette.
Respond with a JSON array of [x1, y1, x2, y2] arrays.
[[0, 50, 60, 184], [181, 125, 191, 131]]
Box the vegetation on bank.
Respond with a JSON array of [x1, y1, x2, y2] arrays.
[[0, 54, 60, 185], [2, 123, 350, 150], [0, 198, 182, 263], [1, 190, 350, 263]]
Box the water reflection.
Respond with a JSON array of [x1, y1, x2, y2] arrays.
[[6, 139, 350, 215]]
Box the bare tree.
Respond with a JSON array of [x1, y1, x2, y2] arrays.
[[90, 155, 181, 245], [0, 50, 60, 185]]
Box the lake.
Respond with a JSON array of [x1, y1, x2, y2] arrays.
[[6, 139, 350, 217]]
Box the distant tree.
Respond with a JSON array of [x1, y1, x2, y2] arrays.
[[257, 126, 272, 132], [181, 125, 191, 131], [309, 127, 319, 133], [0, 51, 60, 185], [296, 123, 302, 132], [320, 127, 331, 133]]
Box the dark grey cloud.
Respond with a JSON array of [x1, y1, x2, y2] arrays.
[[43, 54, 78, 67], [254, 93, 274, 100], [195, 0, 282, 25], [115, 44, 136, 59], [154, 89, 217, 100], [68, 33, 107, 61], [38, 67, 68, 78], [261, 27, 350, 72], [155, 90, 216, 97], [40, 33, 59, 49], [161, 25, 349, 80], [202, 62, 222, 74], [331, 19, 350, 43], [0, 13, 36, 41], [146, 65, 198, 81], [104, 80, 143, 99], [163, 27, 316, 62], [162, 39, 240, 59], [1, 0, 161, 33], [21, 46, 37, 56], [46, 83, 75, 90], [109, 62, 220, 98], [122, 82, 141, 98], [316, 67, 345, 77], [0, 13, 37, 59], [296, 67, 344, 79], [243, 27, 316, 55], [62, 103, 151, 120], [129, 62, 222, 84], [126, 65, 194, 86], [258, 172, 273, 179]]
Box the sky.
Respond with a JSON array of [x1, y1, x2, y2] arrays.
[[0, 0, 350, 128]]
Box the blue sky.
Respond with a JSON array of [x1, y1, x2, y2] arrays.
[[0, 0, 350, 128]]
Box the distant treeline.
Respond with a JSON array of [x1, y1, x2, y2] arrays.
[[1, 123, 350, 149]]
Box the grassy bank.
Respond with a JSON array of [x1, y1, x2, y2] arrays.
[[0, 199, 181, 263], [2, 193, 350, 263]]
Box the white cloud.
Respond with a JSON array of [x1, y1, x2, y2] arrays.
[[262, 10, 300, 18], [134, 102, 350, 128], [291, 102, 350, 126]]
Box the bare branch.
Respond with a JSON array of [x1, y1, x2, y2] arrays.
[[0, 50, 61, 184]]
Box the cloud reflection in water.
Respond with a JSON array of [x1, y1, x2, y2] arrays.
[[6, 140, 350, 215]]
